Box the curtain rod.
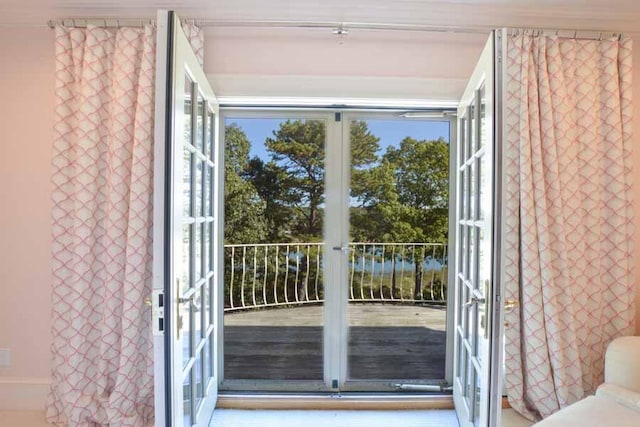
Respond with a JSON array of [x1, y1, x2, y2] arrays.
[[45, 18, 631, 39]]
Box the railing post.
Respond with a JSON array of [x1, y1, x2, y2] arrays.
[[240, 246, 247, 308], [230, 246, 235, 309], [414, 244, 422, 301], [274, 245, 279, 305], [391, 246, 397, 300]]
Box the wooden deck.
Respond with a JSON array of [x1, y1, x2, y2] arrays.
[[224, 304, 447, 381]]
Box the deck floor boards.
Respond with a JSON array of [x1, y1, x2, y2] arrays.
[[224, 304, 447, 381]]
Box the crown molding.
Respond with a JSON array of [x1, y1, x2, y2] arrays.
[[2, 1, 640, 32]]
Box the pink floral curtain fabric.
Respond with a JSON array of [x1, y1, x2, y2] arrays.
[[182, 22, 204, 65], [48, 21, 204, 426], [47, 25, 157, 427], [503, 32, 635, 421]]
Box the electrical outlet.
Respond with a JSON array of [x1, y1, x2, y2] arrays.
[[0, 348, 11, 367]]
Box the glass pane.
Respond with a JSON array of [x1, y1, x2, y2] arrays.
[[473, 227, 481, 290], [205, 332, 212, 384], [209, 222, 214, 276], [478, 85, 486, 150], [459, 117, 466, 166], [184, 151, 192, 217], [465, 356, 474, 404], [208, 275, 215, 331], [195, 351, 204, 411], [184, 75, 192, 146], [457, 330, 466, 382], [460, 169, 466, 222], [476, 157, 483, 220], [203, 277, 210, 330], [205, 110, 212, 159], [208, 111, 215, 161], [468, 227, 475, 285], [458, 225, 465, 276], [182, 224, 191, 293], [195, 287, 203, 344], [467, 163, 474, 221], [181, 299, 191, 368], [196, 93, 205, 152], [205, 165, 212, 218], [183, 373, 192, 426], [209, 166, 215, 217], [347, 119, 449, 381], [468, 104, 475, 159], [474, 367, 482, 426], [195, 223, 202, 281], [195, 158, 203, 217], [203, 222, 211, 275], [223, 117, 326, 381]]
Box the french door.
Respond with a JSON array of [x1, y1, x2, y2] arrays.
[[153, 11, 220, 427], [219, 110, 455, 393], [452, 31, 501, 427]]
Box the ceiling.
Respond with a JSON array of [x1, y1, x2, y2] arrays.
[[3, 0, 640, 33]]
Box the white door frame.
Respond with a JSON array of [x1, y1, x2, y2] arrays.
[[153, 10, 221, 427], [217, 108, 341, 391], [218, 108, 458, 392], [488, 28, 506, 427], [340, 111, 457, 390], [452, 31, 499, 427]]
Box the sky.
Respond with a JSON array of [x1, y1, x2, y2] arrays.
[[225, 117, 450, 161]]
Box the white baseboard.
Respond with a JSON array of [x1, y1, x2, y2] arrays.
[[0, 377, 51, 411]]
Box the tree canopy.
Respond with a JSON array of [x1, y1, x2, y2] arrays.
[[224, 120, 449, 245], [223, 123, 267, 244]]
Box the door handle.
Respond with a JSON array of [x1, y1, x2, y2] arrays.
[[177, 283, 199, 339], [463, 296, 486, 308], [332, 244, 350, 253]]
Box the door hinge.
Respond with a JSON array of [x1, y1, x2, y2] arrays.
[[151, 289, 165, 336]]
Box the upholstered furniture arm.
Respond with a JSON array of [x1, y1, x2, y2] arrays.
[[604, 336, 640, 394], [596, 383, 640, 412]]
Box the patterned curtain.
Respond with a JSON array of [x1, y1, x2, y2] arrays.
[[48, 21, 203, 427], [503, 31, 635, 421]]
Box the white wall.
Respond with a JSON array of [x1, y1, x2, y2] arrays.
[[204, 27, 486, 102], [0, 26, 639, 419], [0, 27, 55, 411]]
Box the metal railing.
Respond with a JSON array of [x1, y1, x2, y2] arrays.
[[224, 242, 448, 311]]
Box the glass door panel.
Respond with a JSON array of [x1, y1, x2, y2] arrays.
[[221, 115, 329, 387], [345, 117, 451, 387], [153, 10, 220, 427], [180, 79, 217, 427], [453, 32, 495, 427]]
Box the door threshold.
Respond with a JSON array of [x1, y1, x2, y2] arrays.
[[216, 393, 454, 410]]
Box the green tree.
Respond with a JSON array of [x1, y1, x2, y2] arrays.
[[224, 123, 267, 244], [384, 137, 449, 242], [249, 119, 380, 241], [354, 136, 449, 242], [351, 136, 449, 298], [244, 157, 296, 242]]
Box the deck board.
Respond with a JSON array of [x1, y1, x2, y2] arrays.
[[224, 304, 447, 381]]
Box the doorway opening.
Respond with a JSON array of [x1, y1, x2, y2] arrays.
[[219, 110, 455, 393], [153, 12, 500, 426]]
